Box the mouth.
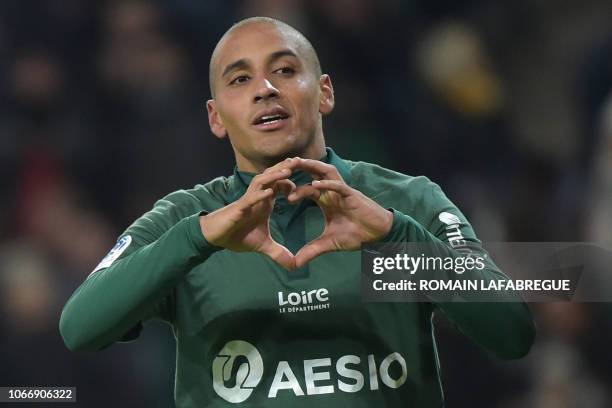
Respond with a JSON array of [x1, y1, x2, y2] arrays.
[[252, 107, 290, 131]]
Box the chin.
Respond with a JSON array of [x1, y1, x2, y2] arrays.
[[258, 134, 308, 162]]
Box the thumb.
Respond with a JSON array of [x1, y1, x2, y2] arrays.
[[294, 235, 336, 269], [260, 239, 296, 271]]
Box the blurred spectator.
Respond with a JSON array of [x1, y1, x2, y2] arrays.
[[93, 0, 232, 225], [585, 90, 612, 248], [500, 303, 610, 408], [237, 0, 307, 28]]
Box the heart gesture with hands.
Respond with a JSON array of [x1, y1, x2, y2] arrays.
[[286, 158, 394, 268], [199, 160, 300, 270], [199, 157, 393, 270]]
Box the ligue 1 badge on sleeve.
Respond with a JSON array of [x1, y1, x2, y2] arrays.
[[89, 235, 133, 276]]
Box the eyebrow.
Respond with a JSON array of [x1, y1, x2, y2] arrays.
[[221, 49, 299, 78]]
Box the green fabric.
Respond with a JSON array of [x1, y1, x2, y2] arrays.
[[60, 148, 535, 407]]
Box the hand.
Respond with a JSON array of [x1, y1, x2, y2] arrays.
[[199, 160, 299, 270], [286, 158, 394, 268]]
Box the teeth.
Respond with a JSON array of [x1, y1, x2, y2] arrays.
[[259, 114, 283, 124]]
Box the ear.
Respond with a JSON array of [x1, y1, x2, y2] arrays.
[[318, 74, 335, 115], [206, 99, 227, 139]]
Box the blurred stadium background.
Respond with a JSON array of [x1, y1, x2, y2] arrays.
[[0, 0, 611, 406]]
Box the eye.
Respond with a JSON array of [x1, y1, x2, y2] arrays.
[[229, 75, 249, 86], [274, 67, 295, 75]]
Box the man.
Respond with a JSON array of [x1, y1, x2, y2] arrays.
[[60, 17, 535, 407]]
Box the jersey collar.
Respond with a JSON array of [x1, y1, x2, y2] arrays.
[[227, 147, 352, 202]]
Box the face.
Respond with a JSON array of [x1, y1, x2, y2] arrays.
[[207, 23, 334, 172]]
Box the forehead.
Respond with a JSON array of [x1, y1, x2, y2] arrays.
[[213, 23, 304, 74]]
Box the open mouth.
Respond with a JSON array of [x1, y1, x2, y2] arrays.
[[252, 107, 291, 130], [254, 113, 289, 125]]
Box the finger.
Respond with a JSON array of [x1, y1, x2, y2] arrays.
[[294, 236, 336, 268], [287, 184, 321, 203], [260, 239, 296, 270], [310, 179, 353, 197], [250, 168, 291, 191], [242, 187, 275, 207], [273, 179, 296, 196], [292, 158, 342, 181], [262, 157, 300, 174]]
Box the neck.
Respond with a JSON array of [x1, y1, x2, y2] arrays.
[[235, 136, 326, 173]]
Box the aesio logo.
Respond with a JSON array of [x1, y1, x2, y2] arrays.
[[212, 340, 408, 403], [212, 340, 264, 403]]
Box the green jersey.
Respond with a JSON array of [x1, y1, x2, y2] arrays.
[[60, 148, 534, 407]]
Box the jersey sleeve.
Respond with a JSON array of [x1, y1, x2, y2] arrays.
[[59, 190, 221, 351], [381, 180, 536, 359]]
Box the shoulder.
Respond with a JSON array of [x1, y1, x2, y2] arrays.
[[348, 160, 440, 202], [157, 176, 231, 212], [123, 176, 232, 240], [348, 159, 476, 239]]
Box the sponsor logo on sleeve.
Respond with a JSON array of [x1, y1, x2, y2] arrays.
[[438, 211, 461, 226], [438, 211, 467, 249]]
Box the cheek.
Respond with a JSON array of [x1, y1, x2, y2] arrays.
[[218, 98, 247, 129], [293, 78, 320, 117]]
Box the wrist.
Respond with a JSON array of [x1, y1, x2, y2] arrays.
[[381, 209, 394, 238], [199, 212, 218, 246], [378, 208, 401, 242], [188, 212, 222, 253]]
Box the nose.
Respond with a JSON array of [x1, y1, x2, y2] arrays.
[[253, 78, 279, 103]]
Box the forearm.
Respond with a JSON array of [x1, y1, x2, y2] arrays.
[[382, 209, 536, 359], [59, 213, 218, 351]]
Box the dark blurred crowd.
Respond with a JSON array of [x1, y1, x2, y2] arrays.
[[0, 1, 611, 407]]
